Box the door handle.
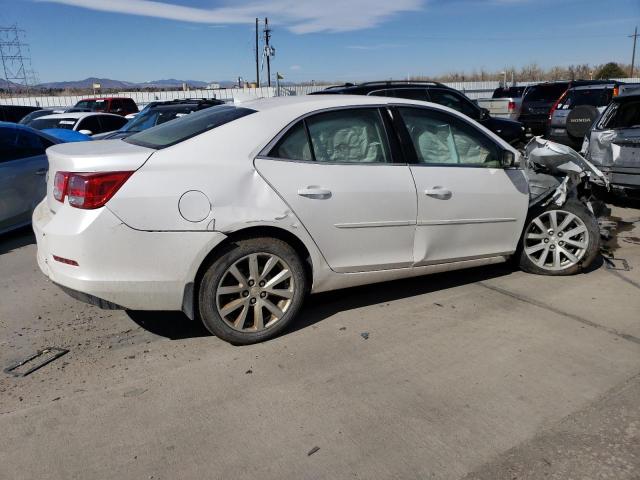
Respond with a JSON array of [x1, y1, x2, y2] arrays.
[[424, 186, 452, 200], [35, 168, 47, 176], [297, 186, 332, 199]]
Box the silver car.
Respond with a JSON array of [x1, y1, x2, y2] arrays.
[[0, 123, 58, 234], [583, 92, 640, 191]]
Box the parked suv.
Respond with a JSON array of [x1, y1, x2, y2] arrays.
[[311, 81, 525, 145], [582, 92, 640, 191], [520, 80, 613, 136], [547, 83, 622, 149], [95, 98, 226, 140], [68, 97, 139, 116]]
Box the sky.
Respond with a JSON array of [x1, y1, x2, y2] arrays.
[[1, 0, 639, 83]]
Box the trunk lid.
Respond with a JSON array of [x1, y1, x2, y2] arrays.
[[46, 139, 155, 212]]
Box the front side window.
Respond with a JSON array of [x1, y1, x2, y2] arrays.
[[306, 108, 391, 163], [428, 89, 478, 119], [0, 128, 50, 163], [398, 107, 501, 167], [125, 105, 256, 149]]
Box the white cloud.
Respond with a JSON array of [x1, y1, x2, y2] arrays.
[[290, 65, 302, 70], [36, 0, 424, 33], [347, 43, 407, 50]]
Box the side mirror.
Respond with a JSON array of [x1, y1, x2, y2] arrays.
[[78, 129, 93, 136], [480, 108, 490, 120], [502, 150, 520, 168]]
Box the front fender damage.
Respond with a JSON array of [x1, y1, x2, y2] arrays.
[[524, 136, 608, 209]]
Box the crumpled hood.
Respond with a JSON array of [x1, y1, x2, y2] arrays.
[[524, 136, 607, 186]]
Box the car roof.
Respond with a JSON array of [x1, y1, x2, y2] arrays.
[[244, 94, 422, 112], [34, 112, 123, 120], [78, 97, 131, 101], [0, 121, 60, 142]]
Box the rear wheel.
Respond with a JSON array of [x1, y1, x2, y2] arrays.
[[518, 200, 599, 276], [198, 238, 307, 345]]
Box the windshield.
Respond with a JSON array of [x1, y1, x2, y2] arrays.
[[74, 100, 107, 111], [523, 84, 567, 103], [125, 105, 256, 149], [558, 89, 613, 109], [121, 107, 195, 133], [29, 117, 78, 130]]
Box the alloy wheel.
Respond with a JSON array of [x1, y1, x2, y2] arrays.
[[216, 253, 295, 332], [524, 209, 589, 271]]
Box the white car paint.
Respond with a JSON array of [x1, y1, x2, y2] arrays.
[[28, 112, 127, 136], [33, 95, 529, 316]]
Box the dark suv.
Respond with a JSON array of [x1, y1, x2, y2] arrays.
[[311, 81, 525, 145], [519, 80, 613, 136], [96, 98, 226, 140]]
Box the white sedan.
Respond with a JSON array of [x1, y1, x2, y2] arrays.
[[27, 112, 128, 136], [33, 95, 601, 344]]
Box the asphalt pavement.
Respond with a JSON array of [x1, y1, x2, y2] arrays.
[[1, 201, 639, 480]]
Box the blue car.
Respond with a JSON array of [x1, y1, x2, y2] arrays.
[[0, 122, 90, 234]]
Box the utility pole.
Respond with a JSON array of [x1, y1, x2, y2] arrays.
[[255, 18, 260, 86], [630, 26, 638, 78], [264, 18, 272, 87]]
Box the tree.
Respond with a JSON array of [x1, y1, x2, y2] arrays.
[[595, 62, 627, 79]]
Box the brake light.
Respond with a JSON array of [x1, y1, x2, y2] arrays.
[[613, 86, 619, 97], [53, 171, 70, 202], [66, 171, 133, 209], [548, 90, 567, 123], [508, 101, 516, 111]]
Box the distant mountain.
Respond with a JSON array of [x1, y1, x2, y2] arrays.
[[35, 77, 210, 89]]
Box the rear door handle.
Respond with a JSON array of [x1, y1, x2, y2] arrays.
[[297, 186, 332, 199], [424, 187, 452, 200], [35, 168, 47, 176]]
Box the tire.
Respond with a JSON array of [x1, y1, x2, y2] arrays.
[[198, 237, 308, 345], [518, 200, 600, 276]]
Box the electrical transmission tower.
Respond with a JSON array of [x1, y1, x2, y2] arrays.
[[0, 24, 37, 92]]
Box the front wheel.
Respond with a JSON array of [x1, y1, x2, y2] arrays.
[[518, 200, 600, 276], [198, 238, 308, 345]]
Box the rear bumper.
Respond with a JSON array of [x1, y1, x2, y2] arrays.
[[33, 200, 226, 311], [547, 129, 582, 149], [520, 116, 548, 135]]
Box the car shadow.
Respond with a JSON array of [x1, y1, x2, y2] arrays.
[[0, 226, 36, 256], [284, 262, 517, 336], [126, 310, 210, 340]]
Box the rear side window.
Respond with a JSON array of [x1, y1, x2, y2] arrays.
[[0, 128, 51, 163], [600, 100, 640, 129], [270, 121, 312, 161], [391, 88, 430, 102], [307, 108, 390, 163], [125, 106, 256, 149], [269, 108, 391, 163]]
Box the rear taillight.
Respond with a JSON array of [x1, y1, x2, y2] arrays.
[[507, 101, 516, 111], [53, 171, 70, 202], [64, 171, 133, 209], [548, 90, 567, 123], [613, 86, 619, 97]]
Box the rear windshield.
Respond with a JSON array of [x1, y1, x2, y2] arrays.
[[558, 88, 613, 109], [29, 117, 78, 130], [523, 84, 567, 103], [74, 100, 107, 111], [121, 106, 198, 133], [492, 87, 526, 99], [124, 105, 256, 149]]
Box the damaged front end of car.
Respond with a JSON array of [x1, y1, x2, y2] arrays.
[[524, 136, 608, 211]]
